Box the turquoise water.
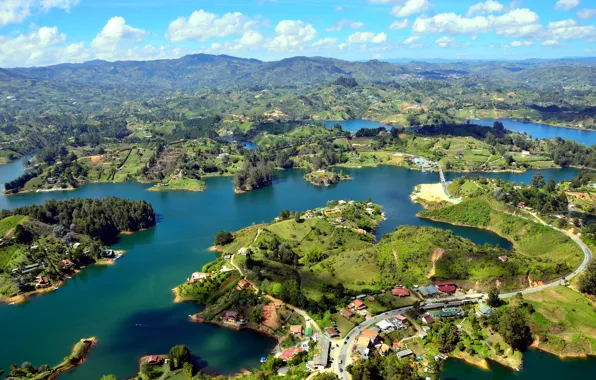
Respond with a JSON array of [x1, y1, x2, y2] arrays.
[[472, 119, 596, 146], [0, 160, 593, 378], [323, 119, 391, 132], [442, 349, 596, 379]]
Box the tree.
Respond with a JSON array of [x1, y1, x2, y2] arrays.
[[437, 322, 460, 353], [183, 362, 194, 379], [487, 287, 502, 307], [530, 172, 546, 188], [499, 307, 532, 350], [578, 260, 596, 295], [214, 231, 234, 246], [312, 373, 338, 380], [169, 345, 192, 370], [545, 179, 556, 192]]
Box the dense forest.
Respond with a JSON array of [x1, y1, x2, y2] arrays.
[[6, 197, 156, 243]]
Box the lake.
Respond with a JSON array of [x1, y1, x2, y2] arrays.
[[323, 119, 391, 132], [442, 349, 596, 379], [472, 119, 596, 146], [0, 160, 593, 379]]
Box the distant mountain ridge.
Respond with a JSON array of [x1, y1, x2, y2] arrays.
[[2, 53, 595, 91]]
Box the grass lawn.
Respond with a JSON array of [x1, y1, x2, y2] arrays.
[[148, 178, 206, 192], [0, 215, 28, 236], [525, 286, 596, 356]]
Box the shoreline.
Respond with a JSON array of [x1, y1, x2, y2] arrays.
[[0, 250, 126, 305], [530, 336, 596, 360]]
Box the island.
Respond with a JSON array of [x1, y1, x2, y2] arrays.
[[0, 197, 156, 303], [304, 170, 351, 187]]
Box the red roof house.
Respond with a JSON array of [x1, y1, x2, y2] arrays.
[[146, 355, 164, 365], [436, 282, 457, 293], [422, 314, 435, 324], [392, 287, 410, 297], [280, 348, 303, 361], [353, 299, 367, 310]]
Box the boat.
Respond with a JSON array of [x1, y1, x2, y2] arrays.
[[8, 302, 15, 305], [52, 286, 59, 290], [114, 253, 123, 261]]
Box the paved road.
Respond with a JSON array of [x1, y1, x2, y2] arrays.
[[334, 221, 593, 379]]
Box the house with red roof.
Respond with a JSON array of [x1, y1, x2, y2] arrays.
[[421, 313, 435, 324], [340, 309, 355, 319], [280, 348, 304, 361], [436, 282, 457, 294], [146, 355, 164, 365], [353, 299, 367, 310], [391, 287, 410, 297]]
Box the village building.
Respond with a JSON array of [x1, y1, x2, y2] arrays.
[[222, 310, 245, 325], [279, 348, 303, 362], [290, 325, 303, 338], [307, 337, 330, 370], [421, 313, 435, 324], [499, 255, 509, 262], [190, 272, 209, 282], [340, 308, 355, 319], [476, 304, 494, 317], [304, 210, 315, 219], [35, 276, 49, 287], [61, 259, 74, 269], [396, 349, 413, 359], [237, 279, 252, 290], [146, 355, 164, 365], [435, 282, 457, 294], [391, 287, 410, 297], [418, 285, 439, 298], [395, 314, 407, 324], [353, 299, 367, 310], [324, 327, 340, 338]]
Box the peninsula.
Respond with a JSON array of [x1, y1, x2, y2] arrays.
[[0, 197, 156, 303]]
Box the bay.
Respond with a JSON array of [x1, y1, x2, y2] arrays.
[[0, 161, 592, 379]]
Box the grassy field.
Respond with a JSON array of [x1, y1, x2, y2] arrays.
[[525, 286, 596, 357], [420, 197, 584, 285], [0, 215, 28, 236], [148, 178, 206, 192]]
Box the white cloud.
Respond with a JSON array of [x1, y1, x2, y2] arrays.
[[266, 20, 317, 52], [91, 17, 148, 59], [548, 18, 596, 40], [412, 8, 541, 38], [542, 39, 559, 46], [435, 36, 455, 47], [577, 8, 596, 19], [466, 1, 505, 16], [508, 40, 533, 47], [0, 0, 79, 26], [391, 0, 432, 18], [335, 6, 343, 12], [346, 31, 387, 44], [372, 32, 388, 43], [166, 9, 257, 42], [326, 20, 364, 32], [371, 53, 382, 59], [312, 37, 337, 47], [402, 35, 422, 44], [389, 19, 409, 30], [555, 0, 580, 11], [40, 0, 78, 11], [0, 26, 87, 67]]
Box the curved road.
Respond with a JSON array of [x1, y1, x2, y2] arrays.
[[333, 219, 593, 379]]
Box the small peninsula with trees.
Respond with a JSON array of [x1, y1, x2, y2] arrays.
[[0, 197, 156, 302]]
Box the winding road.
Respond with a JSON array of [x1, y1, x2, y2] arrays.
[[332, 215, 593, 379]]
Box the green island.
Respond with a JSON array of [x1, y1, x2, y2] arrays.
[[303, 170, 351, 187], [6, 121, 596, 197], [0, 197, 155, 303]]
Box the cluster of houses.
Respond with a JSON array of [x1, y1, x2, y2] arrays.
[[220, 310, 247, 326], [354, 315, 411, 360], [414, 282, 458, 298], [277, 329, 331, 373]]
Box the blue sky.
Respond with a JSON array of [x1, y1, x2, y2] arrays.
[[0, 0, 595, 67]]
